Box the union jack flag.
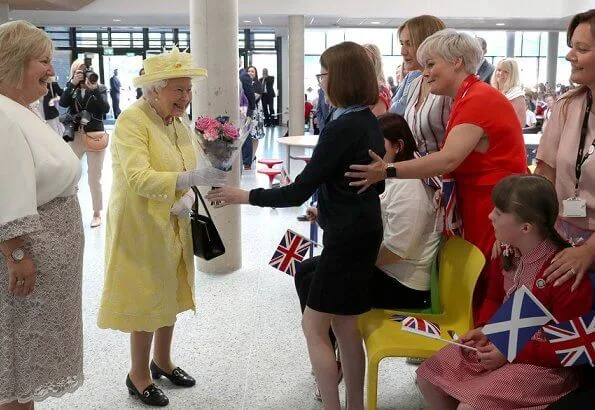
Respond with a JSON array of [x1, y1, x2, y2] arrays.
[[543, 311, 595, 367], [401, 316, 442, 340], [269, 229, 313, 276], [414, 151, 442, 190], [441, 175, 463, 237]]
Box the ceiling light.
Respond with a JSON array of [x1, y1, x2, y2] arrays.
[[496, 23, 505, 26], [243, 20, 251, 23], [113, 19, 121, 22], [258, 17, 263, 25], [310, 17, 315, 25], [371, 21, 381, 25]]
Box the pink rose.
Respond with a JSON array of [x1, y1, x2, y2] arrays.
[[222, 123, 239, 139], [203, 125, 220, 141], [195, 117, 220, 132]]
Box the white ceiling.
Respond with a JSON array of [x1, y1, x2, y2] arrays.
[[7, 0, 587, 30]]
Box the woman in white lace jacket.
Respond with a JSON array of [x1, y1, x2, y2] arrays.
[[491, 58, 526, 126], [0, 21, 84, 408]]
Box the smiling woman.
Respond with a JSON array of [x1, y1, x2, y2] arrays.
[[346, 29, 528, 324], [0, 20, 84, 408]]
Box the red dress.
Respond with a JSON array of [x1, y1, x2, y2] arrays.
[[444, 75, 528, 323], [417, 240, 593, 409]]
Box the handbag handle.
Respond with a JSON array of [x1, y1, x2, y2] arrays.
[[190, 186, 215, 220]]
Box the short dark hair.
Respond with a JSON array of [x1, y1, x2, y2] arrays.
[[378, 113, 418, 162], [319, 41, 378, 108]]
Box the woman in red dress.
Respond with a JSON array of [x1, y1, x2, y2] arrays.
[[346, 29, 527, 322]]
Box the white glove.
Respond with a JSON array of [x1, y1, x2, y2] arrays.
[[176, 166, 228, 190], [171, 189, 195, 216]]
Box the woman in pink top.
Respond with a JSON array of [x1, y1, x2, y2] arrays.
[[536, 9, 595, 295]]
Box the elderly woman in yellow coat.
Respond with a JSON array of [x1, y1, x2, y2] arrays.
[[97, 48, 227, 407]]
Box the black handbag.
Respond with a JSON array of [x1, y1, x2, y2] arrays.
[[190, 186, 226, 260]]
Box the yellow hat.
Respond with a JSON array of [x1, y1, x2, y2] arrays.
[[133, 47, 207, 88]]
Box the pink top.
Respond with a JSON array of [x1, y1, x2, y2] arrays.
[[537, 90, 595, 231]]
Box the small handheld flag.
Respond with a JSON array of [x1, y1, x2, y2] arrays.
[[482, 286, 554, 362], [398, 316, 477, 351], [268, 230, 312, 276], [543, 311, 595, 367]]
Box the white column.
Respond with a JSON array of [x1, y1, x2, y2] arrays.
[[190, 0, 241, 273], [506, 31, 515, 58], [0, 3, 9, 24], [276, 27, 290, 128], [546, 32, 559, 89], [288, 15, 305, 137]]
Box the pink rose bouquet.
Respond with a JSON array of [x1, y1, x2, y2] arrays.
[[193, 114, 252, 171]]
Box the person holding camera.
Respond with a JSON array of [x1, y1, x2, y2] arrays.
[[60, 59, 110, 228]]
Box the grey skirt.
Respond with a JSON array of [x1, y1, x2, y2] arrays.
[[0, 195, 84, 404]]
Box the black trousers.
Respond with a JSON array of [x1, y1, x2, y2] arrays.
[[262, 93, 275, 124], [111, 93, 121, 119]]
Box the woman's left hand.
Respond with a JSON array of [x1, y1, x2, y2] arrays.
[[206, 187, 250, 208], [344, 150, 387, 194], [85, 78, 98, 90], [543, 244, 595, 291], [476, 343, 507, 371]]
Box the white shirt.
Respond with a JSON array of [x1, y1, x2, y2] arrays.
[[379, 178, 442, 291], [525, 110, 537, 127], [0, 94, 81, 226]]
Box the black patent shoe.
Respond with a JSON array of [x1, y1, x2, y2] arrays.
[[126, 374, 169, 407], [150, 360, 196, 387]]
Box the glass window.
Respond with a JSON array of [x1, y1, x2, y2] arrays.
[[392, 30, 401, 55], [521, 32, 541, 56], [557, 57, 571, 85], [515, 57, 538, 87], [514, 32, 523, 56], [253, 32, 275, 41], [111, 32, 131, 48], [304, 55, 321, 99], [326, 30, 344, 48], [344, 29, 392, 55], [539, 33, 548, 56], [383, 56, 403, 83], [472, 31, 507, 58], [305, 30, 326, 55], [76, 32, 98, 48], [51, 49, 72, 87], [537, 57, 547, 84], [558, 32, 570, 57]]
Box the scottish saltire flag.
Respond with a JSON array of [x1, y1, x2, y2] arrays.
[[543, 311, 595, 367], [401, 316, 442, 339], [441, 175, 463, 237], [269, 230, 312, 276], [414, 151, 442, 190], [483, 286, 554, 362]]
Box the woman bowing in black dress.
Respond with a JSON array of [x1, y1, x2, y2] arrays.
[[207, 41, 384, 410]]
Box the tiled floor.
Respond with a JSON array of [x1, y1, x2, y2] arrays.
[[39, 126, 425, 409]]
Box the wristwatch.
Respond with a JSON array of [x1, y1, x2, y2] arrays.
[[8, 248, 25, 263], [386, 163, 397, 179]]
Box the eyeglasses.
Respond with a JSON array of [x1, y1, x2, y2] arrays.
[[316, 73, 328, 84]]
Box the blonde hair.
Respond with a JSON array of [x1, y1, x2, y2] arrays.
[[491, 58, 521, 93], [69, 59, 84, 79], [363, 43, 386, 85], [417, 29, 483, 75], [398, 15, 446, 51], [0, 20, 54, 87]]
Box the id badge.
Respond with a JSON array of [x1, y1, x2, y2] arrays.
[[563, 197, 587, 217]]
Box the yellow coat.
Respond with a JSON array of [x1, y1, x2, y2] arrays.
[[98, 99, 199, 332]]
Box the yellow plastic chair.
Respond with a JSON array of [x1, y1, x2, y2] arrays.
[[359, 236, 486, 410]]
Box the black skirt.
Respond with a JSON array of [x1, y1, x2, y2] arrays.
[[306, 229, 382, 315]]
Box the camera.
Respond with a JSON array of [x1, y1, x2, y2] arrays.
[[80, 55, 98, 85], [60, 110, 92, 142]]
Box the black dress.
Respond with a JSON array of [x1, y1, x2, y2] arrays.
[[250, 108, 385, 315]]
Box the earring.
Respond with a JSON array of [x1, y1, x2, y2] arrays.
[[154, 97, 159, 102]]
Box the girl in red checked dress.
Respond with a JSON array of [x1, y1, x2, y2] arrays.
[[416, 174, 593, 409]]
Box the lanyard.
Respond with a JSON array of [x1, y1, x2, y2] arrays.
[[331, 104, 367, 121], [574, 90, 594, 197]]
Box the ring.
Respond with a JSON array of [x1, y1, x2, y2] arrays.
[[16, 280, 24, 286]]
